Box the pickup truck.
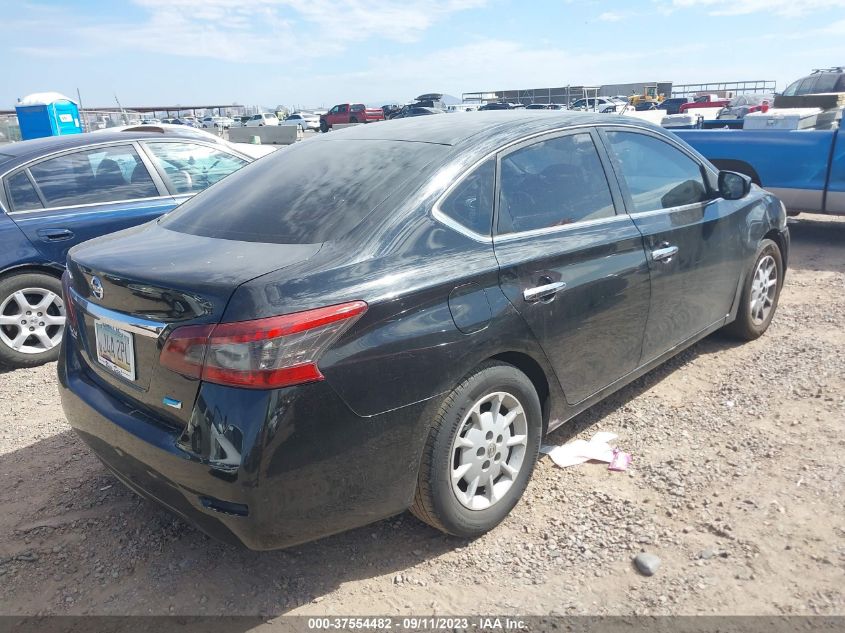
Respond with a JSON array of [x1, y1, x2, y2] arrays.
[[679, 94, 731, 114], [320, 103, 385, 132], [676, 128, 845, 215]]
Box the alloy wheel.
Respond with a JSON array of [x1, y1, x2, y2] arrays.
[[450, 391, 528, 510], [749, 254, 777, 325], [0, 288, 66, 355]]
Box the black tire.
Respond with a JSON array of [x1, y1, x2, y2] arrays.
[[350, 117, 358, 124], [319, 119, 329, 133], [0, 272, 65, 369], [410, 361, 542, 538], [724, 238, 783, 340]]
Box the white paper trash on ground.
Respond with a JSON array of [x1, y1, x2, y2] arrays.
[[541, 431, 632, 471]]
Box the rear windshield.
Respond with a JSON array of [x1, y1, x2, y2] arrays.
[[161, 139, 446, 244]]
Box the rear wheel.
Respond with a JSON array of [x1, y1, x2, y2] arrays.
[[411, 362, 542, 537], [724, 238, 783, 340], [0, 272, 66, 368], [350, 117, 358, 124]]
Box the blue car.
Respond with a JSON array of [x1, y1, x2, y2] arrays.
[[0, 127, 257, 368]]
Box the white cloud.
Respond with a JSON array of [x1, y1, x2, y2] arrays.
[[668, 0, 845, 17], [13, 0, 488, 63], [598, 11, 624, 21]]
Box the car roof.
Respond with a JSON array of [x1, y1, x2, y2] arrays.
[[319, 110, 659, 147], [0, 127, 229, 171]]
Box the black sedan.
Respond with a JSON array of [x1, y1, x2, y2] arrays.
[[391, 106, 444, 118], [59, 112, 789, 549]]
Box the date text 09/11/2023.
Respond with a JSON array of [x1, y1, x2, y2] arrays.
[[306, 617, 527, 630]]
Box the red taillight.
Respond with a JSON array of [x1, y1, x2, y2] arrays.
[[159, 301, 367, 389], [61, 272, 78, 336]]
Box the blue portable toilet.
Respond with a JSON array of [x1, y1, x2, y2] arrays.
[[15, 92, 83, 140]]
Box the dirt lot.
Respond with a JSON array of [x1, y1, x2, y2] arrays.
[[1, 214, 843, 617]]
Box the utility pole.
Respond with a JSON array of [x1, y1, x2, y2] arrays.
[[114, 93, 127, 124]]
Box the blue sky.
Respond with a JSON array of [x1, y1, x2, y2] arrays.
[[3, 0, 844, 109]]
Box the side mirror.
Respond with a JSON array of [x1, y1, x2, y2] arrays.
[[718, 170, 752, 200]]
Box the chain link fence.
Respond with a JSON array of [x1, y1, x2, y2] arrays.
[[0, 114, 21, 144]]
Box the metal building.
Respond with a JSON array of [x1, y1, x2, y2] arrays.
[[462, 82, 673, 105]]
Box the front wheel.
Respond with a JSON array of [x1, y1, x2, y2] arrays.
[[0, 272, 66, 368], [724, 238, 783, 340], [319, 120, 329, 133], [410, 362, 542, 538]]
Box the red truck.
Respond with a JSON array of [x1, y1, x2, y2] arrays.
[[320, 103, 385, 132], [679, 94, 731, 114]]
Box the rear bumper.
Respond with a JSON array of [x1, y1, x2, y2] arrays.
[[58, 333, 433, 550]]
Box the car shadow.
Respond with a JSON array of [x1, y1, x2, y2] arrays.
[[546, 331, 742, 445]]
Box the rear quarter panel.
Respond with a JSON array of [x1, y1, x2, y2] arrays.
[[0, 210, 55, 275]]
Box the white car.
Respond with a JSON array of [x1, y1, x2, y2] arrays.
[[91, 123, 279, 159], [245, 113, 280, 127], [201, 116, 230, 129], [280, 113, 319, 131]]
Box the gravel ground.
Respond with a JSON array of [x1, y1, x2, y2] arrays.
[[1, 213, 843, 617]]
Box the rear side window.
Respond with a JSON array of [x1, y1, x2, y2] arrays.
[[604, 131, 708, 212], [28, 144, 158, 208], [439, 159, 495, 236], [143, 142, 248, 194], [161, 139, 446, 244], [351, 104, 365, 112], [498, 133, 615, 234], [6, 171, 43, 212], [814, 73, 839, 93]]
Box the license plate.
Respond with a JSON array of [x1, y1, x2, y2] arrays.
[[94, 321, 136, 381]]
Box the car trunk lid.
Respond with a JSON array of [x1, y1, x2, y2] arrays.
[[66, 222, 322, 426]]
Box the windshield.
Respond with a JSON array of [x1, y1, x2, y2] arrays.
[[161, 139, 446, 244]]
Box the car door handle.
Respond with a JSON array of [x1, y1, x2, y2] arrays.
[[523, 281, 566, 302], [651, 245, 679, 263], [36, 228, 75, 241]]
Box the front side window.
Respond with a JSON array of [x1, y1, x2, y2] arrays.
[[604, 131, 708, 212], [439, 159, 495, 236], [498, 133, 615, 234], [796, 75, 818, 95], [6, 171, 43, 212], [143, 142, 248, 194], [28, 144, 158, 208]]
